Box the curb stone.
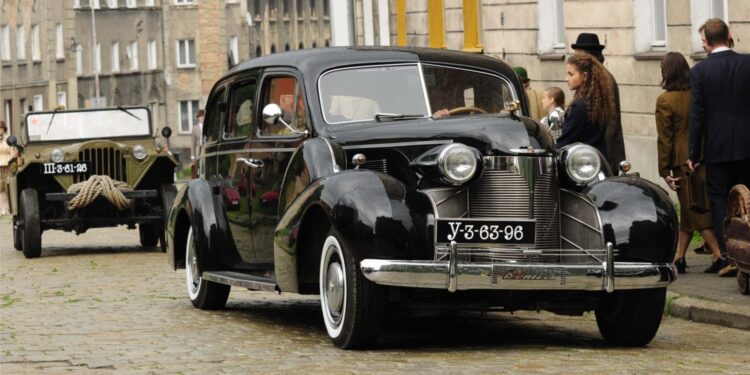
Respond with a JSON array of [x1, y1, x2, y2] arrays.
[[666, 292, 750, 330]]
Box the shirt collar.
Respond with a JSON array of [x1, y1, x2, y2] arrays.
[[711, 46, 731, 54]]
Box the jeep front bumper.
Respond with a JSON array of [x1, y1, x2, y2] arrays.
[[360, 243, 676, 293]]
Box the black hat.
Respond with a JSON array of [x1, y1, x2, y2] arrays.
[[571, 33, 605, 51]]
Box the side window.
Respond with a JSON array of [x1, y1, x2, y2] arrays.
[[224, 79, 257, 139], [204, 87, 225, 143], [259, 76, 307, 136]]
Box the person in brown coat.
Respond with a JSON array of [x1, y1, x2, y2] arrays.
[[655, 52, 722, 273]]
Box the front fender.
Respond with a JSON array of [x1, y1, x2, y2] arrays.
[[166, 178, 238, 271], [585, 176, 678, 263], [274, 169, 433, 292]]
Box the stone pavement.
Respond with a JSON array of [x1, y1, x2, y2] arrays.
[[667, 247, 750, 330], [2, 218, 750, 374]]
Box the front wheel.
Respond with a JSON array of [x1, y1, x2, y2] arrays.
[[185, 227, 230, 309], [20, 189, 42, 258], [319, 229, 385, 349], [595, 287, 666, 346]]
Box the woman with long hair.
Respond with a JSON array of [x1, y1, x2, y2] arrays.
[[555, 54, 616, 158], [655, 52, 723, 273]]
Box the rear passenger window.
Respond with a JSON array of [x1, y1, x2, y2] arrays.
[[224, 79, 257, 139], [204, 87, 225, 144]]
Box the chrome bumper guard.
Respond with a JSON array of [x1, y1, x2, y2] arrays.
[[360, 243, 676, 293]]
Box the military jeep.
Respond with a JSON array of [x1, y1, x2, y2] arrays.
[[9, 106, 178, 258]]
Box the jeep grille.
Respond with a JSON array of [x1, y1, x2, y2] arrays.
[[74, 148, 127, 183]]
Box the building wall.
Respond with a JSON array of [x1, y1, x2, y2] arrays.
[[367, 0, 750, 193]]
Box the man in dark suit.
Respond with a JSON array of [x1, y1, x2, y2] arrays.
[[688, 18, 750, 276], [572, 33, 626, 173]]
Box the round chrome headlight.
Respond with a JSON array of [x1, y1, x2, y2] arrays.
[[438, 144, 479, 185], [565, 144, 602, 184], [133, 145, 147, 161], [50, 148, 65, 163]]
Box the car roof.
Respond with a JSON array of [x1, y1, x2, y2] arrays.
[[224, 47, 518, 83]]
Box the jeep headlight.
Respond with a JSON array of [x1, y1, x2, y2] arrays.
[[438, 144, 480, 185], [564, 144, 601, 184], [133, 145, 147, 161], [50, 148, 65, 163]]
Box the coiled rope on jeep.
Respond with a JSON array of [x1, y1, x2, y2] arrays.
[[67, 175, 134, 210]]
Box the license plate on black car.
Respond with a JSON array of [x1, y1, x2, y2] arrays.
[[41, 162, 89, 175], [435, 219, 536, 244]]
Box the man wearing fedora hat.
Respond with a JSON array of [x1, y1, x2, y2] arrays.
[[572, 33, 626, 174]]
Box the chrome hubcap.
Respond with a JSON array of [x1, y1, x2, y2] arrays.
[[325, 261, 345, 317], [186, 228, 200, 297]]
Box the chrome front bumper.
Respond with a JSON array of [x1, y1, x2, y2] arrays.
[[360, 243, 676, 293]]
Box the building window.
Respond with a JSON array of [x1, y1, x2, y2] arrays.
[[126, 0, 137, 8], [634, 0, 666, 53], [111, 42, 120, 72], [108, 0, 118, 9], [147, 40, 157, 69], [76, 46, 83, 75], [19, 98, 27, 116], [92, 0, 101, 9], [56, 24, 65, 59], [33, 95, 44, 112], [128, 41, 139, 70], [0, 25, 10, 61], [95, 42, 101, 73], [538, 0, 564, 54], [296, 0, 302, 16], [145, 0, 155, 6], [690, 0, 728, 53], [179, 100, 200, 134], [228, 36, 239, 66], [31, 25, 41, 62], [175, 0, 194, 4], [176, 39, 195, 67], [254, 0, 262, 17], [283, 0, 291, 17], [75, 0, 81, 8], [17, 25, 25, 61], [57, 92, 67, 109]]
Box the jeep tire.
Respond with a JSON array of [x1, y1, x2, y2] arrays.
[[20, 189, 42, 258]]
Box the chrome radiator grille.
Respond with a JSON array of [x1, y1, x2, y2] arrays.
[[469, 156, 560, 250], [74, 148, 127, 183], [363, 159, 388, 174]]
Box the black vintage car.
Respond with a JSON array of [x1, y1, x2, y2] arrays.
[[166, 47, 677, 349]]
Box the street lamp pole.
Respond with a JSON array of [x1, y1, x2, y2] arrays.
[[90, 5, 100, 107]]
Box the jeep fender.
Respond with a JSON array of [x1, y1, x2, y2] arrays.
[[274, 170, 432, 292], [167, 178, 239, 271], [584, 176, 678, 263]]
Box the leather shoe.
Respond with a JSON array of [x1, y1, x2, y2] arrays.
[[704, 257, 728, 273], [674, 257, 687, 274], [693, 242, 710, 254], [718, 263, 738, 277]]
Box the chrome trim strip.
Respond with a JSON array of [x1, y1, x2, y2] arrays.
[[321, 137, 341, 173], [605, 242, 615, 293], [203, 148, 296, 158], [342, 140, 452, 150], [360, 258, 675, 291], [448, 241, 458, 292], [560, 212, 602, 233]]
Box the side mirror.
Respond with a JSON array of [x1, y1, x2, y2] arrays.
[[161, 126, 172, 138], [6, 135, 17, 147], [262, 103, 283, 125]]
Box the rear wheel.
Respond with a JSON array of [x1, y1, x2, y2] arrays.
[[185, 227, 230, 309], [20, 189, 41, 258], [319, 228, 385, 349], [158, 183, 177, 251], [139, 224, 159, 248], [595, 288, 666, 346]]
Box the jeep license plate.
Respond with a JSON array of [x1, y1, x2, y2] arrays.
[[435, 219, 535, 244], [41, 162, 90, 175]]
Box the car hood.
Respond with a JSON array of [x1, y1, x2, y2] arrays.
[[324, 115, 554, 155]]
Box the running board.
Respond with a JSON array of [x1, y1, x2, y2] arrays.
[[202, 271, 279, 292]]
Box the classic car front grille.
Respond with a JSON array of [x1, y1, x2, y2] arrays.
[[73, 147, 127, 183]]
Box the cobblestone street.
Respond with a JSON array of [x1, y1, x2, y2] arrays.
[[2, 219, 750, 374]]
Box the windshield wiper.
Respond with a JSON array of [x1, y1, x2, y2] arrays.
[[45, 107, 63, 135], [117, 106, 141, 121], [374, 113, 424, 122]]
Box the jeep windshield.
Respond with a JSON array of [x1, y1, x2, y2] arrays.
[[25, 107, 151, 142], [319, 64, 516, 124]]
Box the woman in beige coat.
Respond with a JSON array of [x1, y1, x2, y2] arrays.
[[0, 120, 19, 215], [655, 52, 722, 273]]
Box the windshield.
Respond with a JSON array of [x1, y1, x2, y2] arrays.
[[25, 107, 151, 142], [319, 63, 516, 124]]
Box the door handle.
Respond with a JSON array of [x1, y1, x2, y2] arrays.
[[236, 157, 264, 168]]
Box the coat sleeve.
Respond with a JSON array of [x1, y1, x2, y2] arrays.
[[555, 100, 586, 149], [689, 66, 705, 162], [654, 95, 674, 177]]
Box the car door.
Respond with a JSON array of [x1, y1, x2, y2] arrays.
[[248, 71, 310, 267], [215, 74, 259, 266]]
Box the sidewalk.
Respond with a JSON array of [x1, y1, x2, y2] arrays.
[[666, 248, 750, 330]]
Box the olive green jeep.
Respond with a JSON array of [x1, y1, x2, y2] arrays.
[[7, 106, 178, 258]]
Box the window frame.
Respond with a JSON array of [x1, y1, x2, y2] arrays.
[[126, 0, 137, 8], [223, 77, 259, 140], [228, 35, 239, 66], [95, 42, 102, 73], [55, 24, 65, 60], [31, 24, 41, 62], [178, 99, 200, 134], [147, 40, 157, 70], [33, 94, 44, 112], [111, 42, 120, 73], [257, 72, 308, 139], [537, 0, 565, 55], [108, 0, 118, 9], [76, 45, 83, 75], [128, 40, 139, 71], [176, 39, 196, 68], [0, 25, 10, 61], [17, 25, 25, 61], [57, 91, 67, 109]]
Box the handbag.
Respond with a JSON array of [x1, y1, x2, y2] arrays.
[[685, 165, 710, 213]]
